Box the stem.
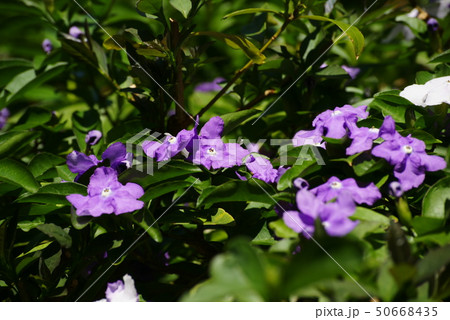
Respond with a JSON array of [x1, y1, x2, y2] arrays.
[[195, 17, 292, 118]]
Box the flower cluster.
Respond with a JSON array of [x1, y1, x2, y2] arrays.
[[293, 104, 373, 155], [66, 136, 143, 217], [283, 177, 381, 237], [144, 116, 283, 183]]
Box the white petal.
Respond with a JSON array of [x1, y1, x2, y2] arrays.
[[399, 84, 429, 107], [107, 274, 139, 302]]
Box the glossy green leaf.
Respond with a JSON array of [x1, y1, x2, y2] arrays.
[[221, 109, 260, 135], [198, 179, 276, 206], [13, 107, 52, 131], [191, 31, 266, 64], [205, 208, 235, 226], [415, 245, 450, 284], [422, 176, 450, 219], [0, 130, 40, 159], [429, 49, 450, 64], [16, 182, 87, 205], [169, 0, 191, 18], [72, 109, 102, 152], [141, 180, 193, 202], [136, 0, 162, 14], [223, 8, 279, 19], [28, 152, 65, 178], [0, 158, 39, 193], [269, 219, 298, 239], [300, 15, 365, 58], [36, 223, 72, 248], [277, 160, 316, 191]]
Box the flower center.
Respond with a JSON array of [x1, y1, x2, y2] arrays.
[[168, 136, 177, 144], [330, 181, 342, 189], [369, 127, 379, 134], [101, 187, 112, 197], [331, 110, 342, 116], [207, 147, 217, 156], [403, 145, 413, 154]]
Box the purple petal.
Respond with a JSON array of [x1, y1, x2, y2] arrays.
[[85, 130, 102, 146], [67, 151, 99, 175], [199, 116, 224, 139], [296, 188, 323, 219], [69, 26, 83, 38], [282, 210, 315, 238]]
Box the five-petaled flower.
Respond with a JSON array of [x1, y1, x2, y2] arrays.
[[66, 167, 144, 217]]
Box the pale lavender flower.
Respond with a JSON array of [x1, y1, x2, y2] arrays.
[[389, 181, 403, 197], [85, 130, 102, 146], [346, 125, 380, 155], [427, 18, 439, 31], [69, 26, 83, 38], [341, 65, 361, 79], [0, 108, 9, 129], [98, 274, 139, 302], [66, 167, 144, 217], [244, 154, 278, 183], [312, 105, 368, 139], [292, 129, 326, 148], [42, 39, 53, 54], [194, 77, 225, 92], [311, 176, 381, 205]]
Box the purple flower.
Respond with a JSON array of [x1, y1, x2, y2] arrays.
[[192, 139, 249, 170], [311, 176, 381, 205], [42, 39, 53, 54], [0, 108, 9, 129], [283, 188, 358, 238], [67, 142, 132, 180], [346, 126, 379, 155], [143, 121, 198, 162], [69, 26, 83, 38], [194, 77, 225, 92], [312, 105, 368, 139], [341, 65, 361, 79], [85, 130, 102, 146], [427, 18, 439, 32], [372, 128, 447, 191], [98, 274, 139, 302], [244, 154, 278, 183], [292, 129, 326, 148], [389, 181, 403, 198], [66, 167, 144, 217]]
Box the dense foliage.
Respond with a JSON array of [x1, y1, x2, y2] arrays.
[[0, 0, 449, 302]]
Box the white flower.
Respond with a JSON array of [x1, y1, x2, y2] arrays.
[[97, 274, 139, 302], [399, 76, 450, 107]]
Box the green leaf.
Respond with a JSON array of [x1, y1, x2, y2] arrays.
[[316, 65, 350, 77], [252, 223, 276, 245], [131, 160, 202, 187], [18, 216, 45, 232], [422, 176, 450, 219], [277, 160, 316, 191], [136, 0, 161, 14], [0, 158, 39, 193], [141, 180, 193, 202], [0, 130, 41, 159], [36, 223, 72, 248], [429, 49, 450, 64], [13, 107, 52, 131], [72, 109, 102, 153], [223, 8, 279, 19], [5, 63, 67, 105], [351, 207, 390, 224], [412, 216, 444, 236], [16, 182, 87, 205], [300, 15, 365, 58], [221, 109, 260, 135], [369, 98, 407, 123], [198, 179, 276, 207], [352, 156, 385, 177], [205, 208, 235, 226], [28, 152, 65, 178], [192, 31, 266, 64], [415, 245, 450, 284], [169, 0, 191, 18], [395, 15, 427, 35], [17, 241, 53, 258], [269, 219, 298, 239], [416, 71, 434, 84]]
